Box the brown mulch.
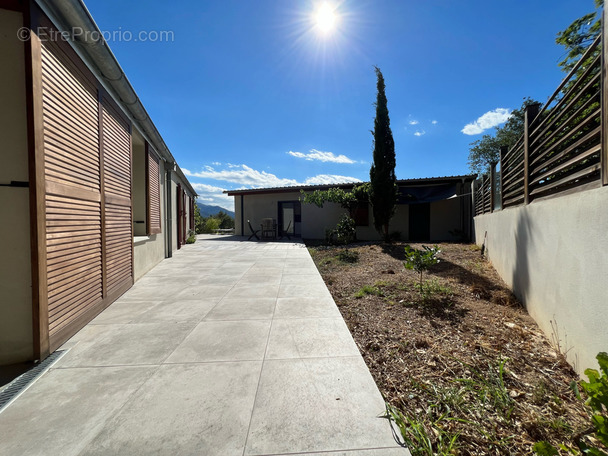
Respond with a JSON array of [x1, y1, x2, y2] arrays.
[[307, 241, 594, 455]]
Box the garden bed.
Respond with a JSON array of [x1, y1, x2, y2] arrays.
[[307, 241, 595, 455]]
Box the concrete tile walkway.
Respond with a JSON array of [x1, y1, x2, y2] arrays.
[[0, 235, 408, 456]]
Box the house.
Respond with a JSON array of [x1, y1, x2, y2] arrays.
[[226, 175, 476, 241], [0, 0, 196, 365]]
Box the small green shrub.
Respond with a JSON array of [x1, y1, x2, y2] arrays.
[[354, 284, 384, 298], [415, 279, 453, 299], [335, 214, 356, 244], [325, 214, 356, 245], [534, 352, 608, 455], [202, 217, 220, 233], [337, 249, 359, 263], [404, 245, 441, 296], [186, 229, 196, 244]]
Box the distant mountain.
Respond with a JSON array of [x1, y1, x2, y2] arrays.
[[196, 202, 235, 218]]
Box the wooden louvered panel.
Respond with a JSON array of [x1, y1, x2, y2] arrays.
[[45, 194, 102, 338], [41, 49, 97, 111], [105, 203, 132, 294], [147, 147, 161, 234], [102, 106, 131, 199], [41, 45, 99, 194], [101, 100, 132, 296], [41, 42, 105, 350], [42, 47, 100, 196]]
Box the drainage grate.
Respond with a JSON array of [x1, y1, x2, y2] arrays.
[[0, 350, 66, 413]]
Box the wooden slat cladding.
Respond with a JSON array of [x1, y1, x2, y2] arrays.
[[102, 105, 131, 198], [41, 44, 99, 193], [45, 195, 102, 325], [102, 102, 133, 294], [147, 145, 161, 234], [40, 42, 104, 347], [105, 203, 132, 294]]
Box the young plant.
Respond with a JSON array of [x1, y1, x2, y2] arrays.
[[534, 352, 608, 455], [335, 214, 356, 245], [403, 245, 441, 296], [186, 229, 197, 244], [337, 249, 359, 263]]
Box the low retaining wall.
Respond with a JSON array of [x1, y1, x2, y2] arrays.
[[474, 186, 608, 374]]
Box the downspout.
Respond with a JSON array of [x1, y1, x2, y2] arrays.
[[166, 167, 173, 258]]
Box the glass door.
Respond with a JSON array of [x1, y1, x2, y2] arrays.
[[278, 201, 301, 237]]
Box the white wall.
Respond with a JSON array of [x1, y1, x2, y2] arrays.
[[235, 190, 467, 241], [431, 197, 462, 241], [133, 158, 167, 281], [474, 185, 608, 374], [0, 9, 33, 364]]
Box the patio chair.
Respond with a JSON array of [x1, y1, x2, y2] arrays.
[[261, 218, 277, 240], [247, 220, 260, 241], [279, 220, 292, 240]]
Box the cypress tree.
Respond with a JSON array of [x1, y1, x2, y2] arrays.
[[369, 66, 397, 240]]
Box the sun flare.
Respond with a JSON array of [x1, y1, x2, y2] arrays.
[[314, 2, 338, 34]]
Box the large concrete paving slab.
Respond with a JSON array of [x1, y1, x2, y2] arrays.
[[0, 235, 409, 456]]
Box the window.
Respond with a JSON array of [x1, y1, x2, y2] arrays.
[[132, 136, 161, 236]]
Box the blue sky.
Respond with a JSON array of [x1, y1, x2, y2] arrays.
[[85, 0, 596, 211]]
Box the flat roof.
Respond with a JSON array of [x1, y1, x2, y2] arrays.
[[224, 174, 477, 196]]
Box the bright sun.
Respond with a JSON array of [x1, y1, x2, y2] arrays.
[[314, 2, 338, 34]]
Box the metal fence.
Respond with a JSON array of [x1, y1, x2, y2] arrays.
[[474, 24, 607, 216]]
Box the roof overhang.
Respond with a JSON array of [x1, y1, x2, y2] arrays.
[[224, 174, 477, 196]]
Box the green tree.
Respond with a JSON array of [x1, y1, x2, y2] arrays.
[[468, 2, 603, 176], [215, 211, 235, 229], [194, 203, 204, 234], [467, 98, 540, 174], [369, 67, 397, 240], [301, 184, 369, 244], [203, 217, 220, 233], [301, 183, 369, 217], [556, 0, 602, 74]]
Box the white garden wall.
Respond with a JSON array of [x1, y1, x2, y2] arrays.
[[474, 185, 608, 374]]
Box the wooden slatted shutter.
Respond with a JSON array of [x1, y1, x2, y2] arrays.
[[182, 190, 187, 243], [177, 183, 182, 248], [101, 100, 133, 297], [40, 41, 103, 349], [146, 144, 161, 235], [189, 198, 194, 231]]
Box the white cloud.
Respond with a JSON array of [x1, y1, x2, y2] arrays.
[[302, 175, 362, 185], [462, 108, 511, 135], [191, 183, 235, 211], [414, 130, 426, 137], [408, 120, 419, 125], [432, 120, 438, 125], [183, 165, 361, 190], [287, 149, 356, 164], [184, 165, 296, 188]]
